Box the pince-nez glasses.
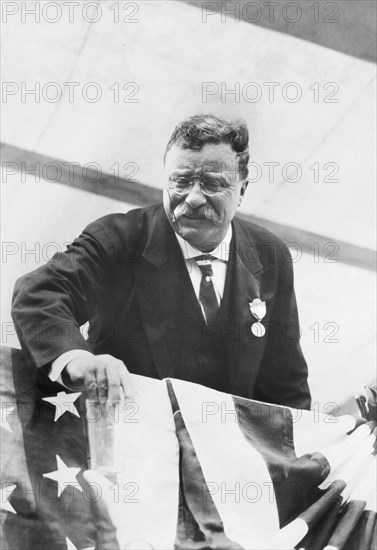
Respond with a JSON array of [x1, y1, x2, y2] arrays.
[[167, 176, 247, 197]]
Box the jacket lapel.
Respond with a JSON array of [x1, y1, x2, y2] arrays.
[[135, 207, 203, 379], [224, 218, 269, 397], [227, 216, 264, 316]]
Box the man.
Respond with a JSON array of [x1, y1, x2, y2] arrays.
[[12, 114, 311, 409]]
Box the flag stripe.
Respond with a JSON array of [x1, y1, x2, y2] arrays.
[[343, 510, 377, 550], [321, 432, 375, 502], [317, 424, 371, 475], [292, 410, 357, 458], [169, 378, 280, 548], [295, 495, 343, 550], [297, 479, 346, 529], [233, 395, 330, 527], [166, 379, 242, 549], [112, 375, 179, 549], [346, 457, 376, 512], [174, 411, 242, 549], [326, 500, 367, 550]]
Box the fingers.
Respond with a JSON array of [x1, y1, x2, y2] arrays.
[[65, 355, 129, 402], [83, 355, 129, 403], [106, 362, 122, 404], [86, 367, 100, 401], [63, 360, 87, 391], [96, 362, 109, 402], [119, 365, 133, 399]]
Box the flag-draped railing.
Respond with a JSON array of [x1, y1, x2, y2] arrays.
[[1, 346, 376, 549]]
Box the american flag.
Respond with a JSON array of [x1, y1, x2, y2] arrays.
[[1, 346, 376, 550]]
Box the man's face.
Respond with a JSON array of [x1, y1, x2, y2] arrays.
[[163, 143, 248, 251]]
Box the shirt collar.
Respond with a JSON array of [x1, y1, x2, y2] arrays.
[[175, 225, 233, 263]]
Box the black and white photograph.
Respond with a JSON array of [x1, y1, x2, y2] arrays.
[[1, 1, 376, 548]]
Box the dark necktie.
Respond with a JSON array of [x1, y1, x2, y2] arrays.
[[194, 255, 220, 325]]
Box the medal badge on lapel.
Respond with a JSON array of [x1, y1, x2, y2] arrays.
[[249, 298, 267, 337]]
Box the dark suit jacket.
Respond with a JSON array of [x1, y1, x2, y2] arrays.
[[11, 204, 311, 409]]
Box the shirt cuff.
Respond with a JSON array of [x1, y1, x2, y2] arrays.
[[49, 349, 94, 386]]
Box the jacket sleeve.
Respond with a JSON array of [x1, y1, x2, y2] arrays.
[[11, 218, 120, 370], [253, 242, 311, 410]]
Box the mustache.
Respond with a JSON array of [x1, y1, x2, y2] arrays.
[[174, 203, 221, 224]]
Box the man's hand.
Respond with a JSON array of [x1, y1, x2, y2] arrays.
[[62, 354, 130, 402]]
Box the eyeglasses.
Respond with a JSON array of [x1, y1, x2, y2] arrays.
[[167, 176, 246, 197]]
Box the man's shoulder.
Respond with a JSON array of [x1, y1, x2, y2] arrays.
[[86, 203, 161, 230], [82, 204, 163, 242], [233, 216, 291, 268], [234, 216, 286, 247]]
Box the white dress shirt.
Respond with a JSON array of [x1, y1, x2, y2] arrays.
[[49, 225, 233, 385], [174, 226, 232, 306]]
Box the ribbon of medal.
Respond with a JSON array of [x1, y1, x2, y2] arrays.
[[249, 298, 266, 337]]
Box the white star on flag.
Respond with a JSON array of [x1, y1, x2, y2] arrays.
[[1, 404, 15, 433], [42, 391, 82, 421], [1, 484, 17, 514], [43, 455, 82, 497]]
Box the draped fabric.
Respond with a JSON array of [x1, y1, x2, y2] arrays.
[[1, 346, 376, 550]]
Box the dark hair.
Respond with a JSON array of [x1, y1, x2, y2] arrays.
[[164, 114, 250, 179]]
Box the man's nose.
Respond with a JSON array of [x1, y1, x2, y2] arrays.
[[185, 181, 207, 209]]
